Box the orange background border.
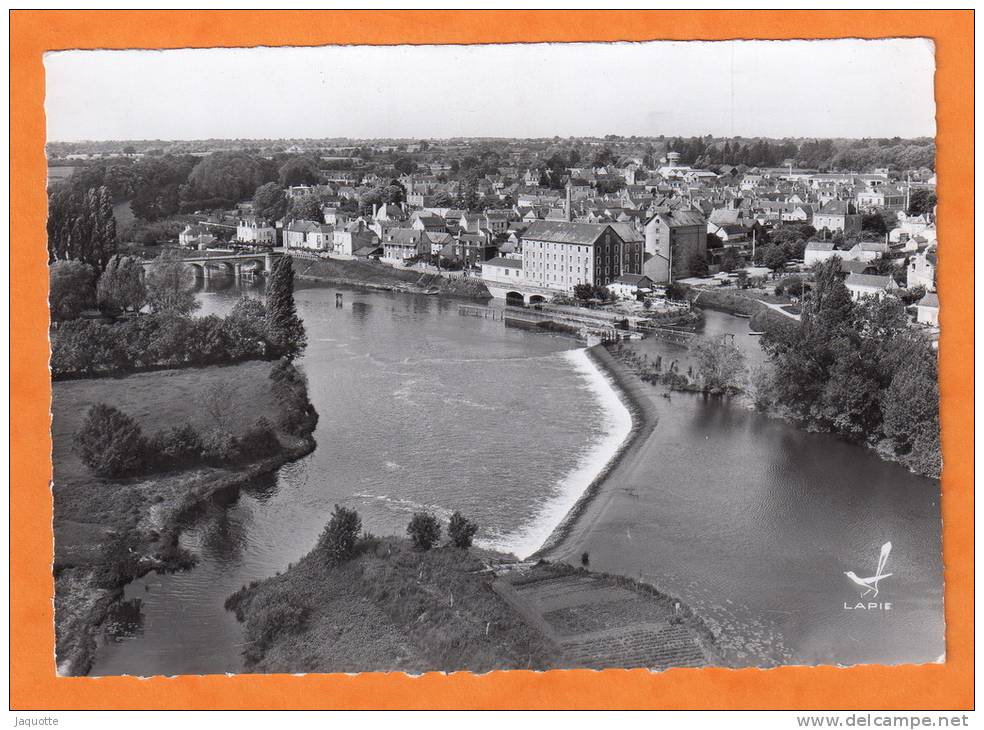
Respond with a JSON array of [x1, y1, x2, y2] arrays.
[[10, 10, 974, 710]]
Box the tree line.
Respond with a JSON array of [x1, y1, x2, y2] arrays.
[[756, 258, 940, 477], [50, 254, 307, 378]]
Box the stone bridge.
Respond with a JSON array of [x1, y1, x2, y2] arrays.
[[483, 281, 556, 305], [141, 250, 284, 280]]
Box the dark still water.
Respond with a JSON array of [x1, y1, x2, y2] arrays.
[[545, 311, 944, 667], [89, 280, 943, 675]]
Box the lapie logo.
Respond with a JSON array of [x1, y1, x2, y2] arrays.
[[843, 541, 893, 611]]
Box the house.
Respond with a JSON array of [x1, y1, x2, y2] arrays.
[[915, 292, 939, 326], [857, 186, 906, 211], [481, 211, 511, 235], [708, 222, 749, 245], [284, 220, 324, 250], [456, 233, 498, 268], [424, 231, 454, 256], [643, 209, 707, 283], [322, 207, 351, 227], [521, 220, 638, 293], [844, 273, 899, 301], [411, 213, 447, 233], [607, 274, 656, 300], [236, 218, 277, 246], [178, 224, 216, 249], [481, 257, 524, 284], [373, 202, 407, 222], [381, 228, 426, 262], [907, 246, 937, 291], [804, 241, 837, 266], [812, 200, 862, 236], [609, 222, 645, 279], [333, 220, 380, 256]]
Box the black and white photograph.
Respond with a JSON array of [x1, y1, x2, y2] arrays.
[[44, 38, 943, 678]]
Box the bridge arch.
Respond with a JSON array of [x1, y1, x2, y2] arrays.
[[505, 291, 525, 306], [528, 294, 547, 304]]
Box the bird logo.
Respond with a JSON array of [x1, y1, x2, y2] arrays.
[[844, 542, 893, 598]]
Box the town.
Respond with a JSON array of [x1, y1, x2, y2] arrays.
[[47, 135, 939, 337]]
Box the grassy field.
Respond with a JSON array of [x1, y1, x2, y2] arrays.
[[51, 360, 316, 675], [226, 538, 558, 674], [227, 535, 719, 674]]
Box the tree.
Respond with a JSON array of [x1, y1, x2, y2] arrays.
[[393, 156, 417, 175], [183, 151, 277, 209], [286, 194, 324, 222], [573, 283, 608, 302], [318, 505, 362, 565], [252, 182, 287, 222], [407, 512, 441, 551], [266, 256, 307, 359], [908, 189, 937, 217], [49, 259, 96, 322], [691, 335, 747, 393], [47, 185, 117, 269], [73, 403, 148, 477], [145, 250, 199, 316], [278, 156, 321, 187], [761, 259, 856, 423], [761, 244, 788, 272], [687, 252, 709, 277], [97, 255, 146, 314], [882, 337, 939, 453], [448, 511, 478, 549], [719, 248, 742, 273]]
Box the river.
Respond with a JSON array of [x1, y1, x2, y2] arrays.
[[88, 279, 944, 675]]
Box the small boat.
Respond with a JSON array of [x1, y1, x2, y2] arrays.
[[734, 312, 752, 319], [749, 331, 766, 336]]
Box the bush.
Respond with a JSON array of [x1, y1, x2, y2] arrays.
[[270, 358, 316, 434], [93, 530, 144, 589], [201, 428, 241, 464], [50, 308, 281, 379], [73, 404, 148, 477], [49, 260, 97, 322], [239, 417, 281, 460], [407, 512, 441, 551], [242, 599, 310, 664], [448, 511, 478, 549], [149, 423, 204, 467], [318, 504, 362, 565]]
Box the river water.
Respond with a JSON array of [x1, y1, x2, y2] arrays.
[[89, 280, 944, 675]]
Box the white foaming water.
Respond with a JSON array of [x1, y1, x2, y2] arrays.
[[494, 347, 633, 560]]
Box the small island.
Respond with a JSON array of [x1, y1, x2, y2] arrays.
[[224, 507, 719, 673]]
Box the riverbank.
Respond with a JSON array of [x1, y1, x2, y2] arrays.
[[225, 536, 719, 672], [291, 255, 492, 299], [688, 286, 796, 336], [52, 361, 318, 676]]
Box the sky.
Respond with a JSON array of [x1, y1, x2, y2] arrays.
[[44, 39, 936, 142]]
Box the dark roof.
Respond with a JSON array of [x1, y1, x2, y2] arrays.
[[845, 273, 894, 289], [612, 274, 654, 286], [818, 200, 854, 215], [483, 257, 523, 269], [522, 220, 616, 246]]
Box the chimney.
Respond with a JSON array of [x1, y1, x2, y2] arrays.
[[565, 181, 573, 223]]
